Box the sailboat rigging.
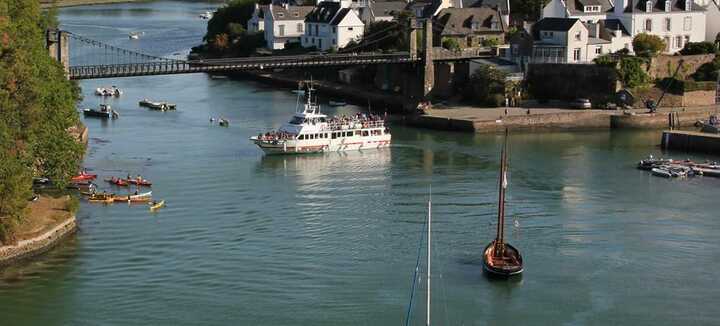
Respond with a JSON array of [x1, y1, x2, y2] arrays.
[[482, 130, 523, 277], [403, 193, 433, 326]]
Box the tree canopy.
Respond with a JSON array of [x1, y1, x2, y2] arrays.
[[680, 42, 719, 55], [632, 33, 665, 57], [0, 0, 84, 243]]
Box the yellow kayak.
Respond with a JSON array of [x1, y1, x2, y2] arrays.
[[149, 200, 165, 211]]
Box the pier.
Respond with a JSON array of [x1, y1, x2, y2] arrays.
[[661, 130, 720, 154]]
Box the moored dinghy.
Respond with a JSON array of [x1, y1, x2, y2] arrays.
[[482, 130, 523, 277]]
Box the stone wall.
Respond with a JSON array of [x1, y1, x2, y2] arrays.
[[0, 217, 77, 267], [527, 64, 618, 102], [649, 54, 716, 80], [473, 111, 611, 132], [610, 107, 717, 129]]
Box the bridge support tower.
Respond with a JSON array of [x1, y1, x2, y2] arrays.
[[46, 29, 70, 76], [422, 18, 434, 99]]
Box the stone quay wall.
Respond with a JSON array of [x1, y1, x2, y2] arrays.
[[0, 217, 77, 267]]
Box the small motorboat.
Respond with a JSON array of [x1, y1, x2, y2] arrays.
[[114, 191, 152, 203], [218, 118, 230, 127], [88, 193, 115, 203], [199, 10, 213, 19], [482, 130, 523, 277], [84, 104, 118, 119], [33, 177, 50, 185], [105, 177, 129, 186], [139, 99, 176, 111], [95, 86, 122, 97], [328, 99, 347, 106], [149, 200, 165, 211], [128, 32, 143, 40], [651, 165, 692, 178], [71, 171, 97, 182]]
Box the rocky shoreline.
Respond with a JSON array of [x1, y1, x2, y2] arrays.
[[0, 211, 77, 268]]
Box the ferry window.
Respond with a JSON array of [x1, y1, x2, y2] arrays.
[[290, 116, 304, 124], [362, 131, 369, 136], [331, 132, 337, 139], [319, 117, 326, 123], [355, 130, 361, 136], [299, 135, 304, 140], [325, 133, 329, 138]]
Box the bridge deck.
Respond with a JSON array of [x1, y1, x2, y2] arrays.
[[68, 52, 491, 80]]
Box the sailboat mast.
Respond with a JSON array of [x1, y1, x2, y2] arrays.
[[426, 197, 431, 326], [496, 140, 507, 245]]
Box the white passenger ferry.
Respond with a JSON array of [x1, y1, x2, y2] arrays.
[[250, 88, 391, 154]]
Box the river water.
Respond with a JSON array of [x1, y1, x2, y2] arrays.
[[1, 1, 719, 325]]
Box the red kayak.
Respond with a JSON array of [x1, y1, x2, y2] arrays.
[[127, 179, 152, 186], [71, 171, 97, 182], [105, 177, 129, 186]]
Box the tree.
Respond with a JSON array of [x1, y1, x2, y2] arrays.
[[463, 65, 508, 106], [680, 42, 719, 55], [442, 37, 460, 51], [344, 19, 408, 53], [618, 57, 651, 88], [632, 33, 665, 57], [691, 56, 720, 81], [0, 0, 83, 242]]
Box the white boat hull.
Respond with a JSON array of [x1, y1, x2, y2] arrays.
[[252, 135, 391, 155]]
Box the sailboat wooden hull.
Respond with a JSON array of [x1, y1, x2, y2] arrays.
[[482, 241, 523, 277]]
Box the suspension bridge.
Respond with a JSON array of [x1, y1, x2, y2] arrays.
[[47, 19, 493, 81]]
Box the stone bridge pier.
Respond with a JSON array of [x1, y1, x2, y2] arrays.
[[46, 29, 70, 76]]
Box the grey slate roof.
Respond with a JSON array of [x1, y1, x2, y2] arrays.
[[329, 8, 352, 25], [434, 7, 506, 36], [270, 5, 314, 21], [306, 2, 341, 23], [371, 1, 407, 17], [565, 0, 614, 15], [623, 0, 705, 12], [460, 0, 510, 15]]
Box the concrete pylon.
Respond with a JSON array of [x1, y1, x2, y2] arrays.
[[46, 29, 70, 77], [422, 18, 434, 99], [409, 18, 418, 60]]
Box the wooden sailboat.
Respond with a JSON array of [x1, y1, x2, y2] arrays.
[[482, 131, 523, 277]]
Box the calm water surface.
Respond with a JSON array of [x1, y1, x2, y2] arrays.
[[1, 2, 719, 325]]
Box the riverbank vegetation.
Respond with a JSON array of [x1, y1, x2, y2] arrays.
[[0, 1, 84, 244], [191, 0, 269, 58]]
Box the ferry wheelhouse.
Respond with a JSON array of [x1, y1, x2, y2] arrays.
[[250, 89, 391, 154]]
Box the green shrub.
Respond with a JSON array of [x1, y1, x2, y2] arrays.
[[481, 38, 500, 47], [680, 42, 718, 55], [618, 57, 651, 88], [691, 56, 720, 81], [633, 33, 665, 57], [441, 37, 461, 51]]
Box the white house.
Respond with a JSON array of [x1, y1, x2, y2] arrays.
[[263, 4, 314, 50], [697, 0, 720, 42], [532, 17, 633, 63], [542, 0, 707, 53], [302, 1, 365, 51]]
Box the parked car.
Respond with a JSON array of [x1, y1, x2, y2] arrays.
[[570, 98, 592, 109]]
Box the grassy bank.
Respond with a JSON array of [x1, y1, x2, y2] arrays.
[[40, 0, 140, 8]]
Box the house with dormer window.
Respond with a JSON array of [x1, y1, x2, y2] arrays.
[[531, 17, 633, 63], [542, 0, 707, 53], [432, 7, 506, 48], [301, 0, 365, 51], [262, 3, 314, 50]]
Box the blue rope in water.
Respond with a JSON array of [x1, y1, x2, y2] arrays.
[[403, 218, 427, 326]]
